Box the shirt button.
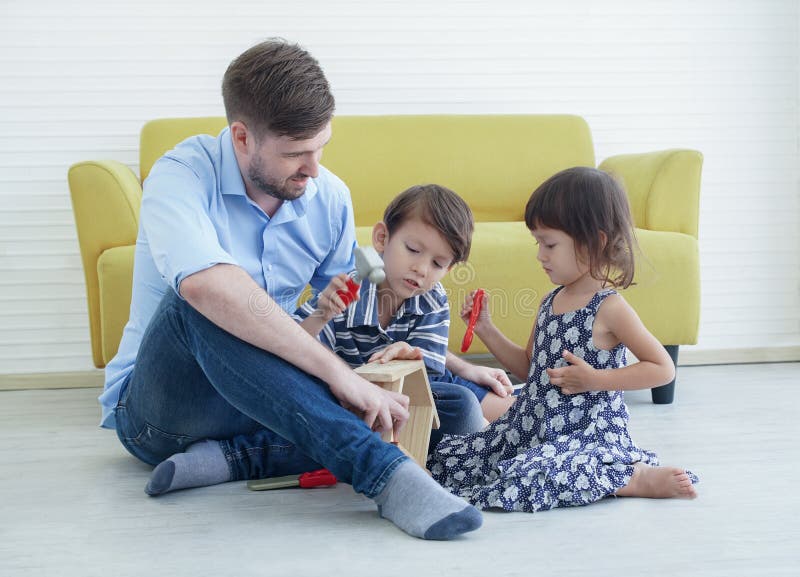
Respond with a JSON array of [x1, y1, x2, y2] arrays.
[[268, 264, 273, 271]]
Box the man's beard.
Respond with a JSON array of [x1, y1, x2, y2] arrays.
[[248, 159, 307, 201]]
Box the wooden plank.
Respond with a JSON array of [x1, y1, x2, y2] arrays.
[[354, 360, 426, 382], [0, 370, 103, 391]]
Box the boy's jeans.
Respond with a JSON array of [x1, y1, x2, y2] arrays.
[[114, 290, 405, 498], [114, 291, 483, 496]]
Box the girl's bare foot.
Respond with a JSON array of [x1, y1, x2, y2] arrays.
[[616, 463, 697, 499]]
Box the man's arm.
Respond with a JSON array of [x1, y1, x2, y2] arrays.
[[180, 263, 409, 432]]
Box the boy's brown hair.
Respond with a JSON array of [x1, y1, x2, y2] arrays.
[[222, 38, 335, 139], [524, 166, 637, 288], [383, 184, 474, 264]]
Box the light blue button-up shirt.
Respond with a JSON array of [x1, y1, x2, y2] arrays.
[[100, 127, 356, 429]]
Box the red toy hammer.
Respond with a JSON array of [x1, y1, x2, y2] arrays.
[[337, 246, 386, 307]]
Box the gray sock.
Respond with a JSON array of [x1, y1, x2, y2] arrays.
[[145, 439, 230, 496], [373, 460, 482, 540]]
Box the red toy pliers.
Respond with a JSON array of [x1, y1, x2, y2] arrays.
[[460, 289, 485, 353]]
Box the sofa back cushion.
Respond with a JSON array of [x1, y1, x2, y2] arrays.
[[140, 114, 595, 225], [325, 115, 595, 225]]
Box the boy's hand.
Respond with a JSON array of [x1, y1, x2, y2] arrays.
[[368, 341, 424, 364], [313, 273, 356, 321], [463, 364, 514, 398], [546, 350, 599, 394]]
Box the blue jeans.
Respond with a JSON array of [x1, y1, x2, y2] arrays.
[[114, 291, 483, 496], [427, 382, 485, 451], [114, 290, 405, 498], [436, 368, 490, 402]]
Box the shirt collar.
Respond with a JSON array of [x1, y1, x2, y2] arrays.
[[345, 276, 440, 329], [218, 127, 319, 223]]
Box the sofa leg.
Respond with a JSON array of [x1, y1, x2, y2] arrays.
[[651, 345, 678, 404]]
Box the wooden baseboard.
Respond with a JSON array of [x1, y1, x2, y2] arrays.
[[463, 348, 800, 369], [678, 346, 800, 366], [1, 346, 798, 391], [0, 370, 104, 391]]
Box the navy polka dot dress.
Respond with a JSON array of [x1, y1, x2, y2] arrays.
[[429, 287, 696, 512]]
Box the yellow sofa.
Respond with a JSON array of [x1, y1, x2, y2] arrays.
[[68, 115, 702, 403]]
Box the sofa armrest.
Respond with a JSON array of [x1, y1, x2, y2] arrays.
[[98, 245, 135, 366], [599, 149, 703, 238], [68, 160, 142, 367], [622, 229, 700, 345]]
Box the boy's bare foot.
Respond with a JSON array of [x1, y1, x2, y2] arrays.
[[616, 463, 697, 499]]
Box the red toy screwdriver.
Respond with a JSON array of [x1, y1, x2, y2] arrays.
[[246, 468, 338, 491], [460, 288, 485, 353]]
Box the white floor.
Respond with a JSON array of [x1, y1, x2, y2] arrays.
[[1, 363, 799, 577]]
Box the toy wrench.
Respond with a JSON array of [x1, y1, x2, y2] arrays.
[[460, 288, 485, 353]]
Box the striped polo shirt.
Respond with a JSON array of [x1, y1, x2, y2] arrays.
[[293, 275, 450, 376]]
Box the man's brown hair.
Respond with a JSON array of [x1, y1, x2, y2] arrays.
[[222, 39, 335, 139], [384, 184, 474, 264]]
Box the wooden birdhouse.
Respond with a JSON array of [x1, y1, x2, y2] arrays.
[[355, 359, 440, 469]]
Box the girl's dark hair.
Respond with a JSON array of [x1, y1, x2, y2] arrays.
[[524, 166, 637, 288], [383, 184, 474, 264], [222, 38, 335, 139]]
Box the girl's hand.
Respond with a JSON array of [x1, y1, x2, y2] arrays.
[[546, 350, 599, 394], [368, 341, 424, 364], [460, 289, 492, 331], [312, 273, 355, 322], [465, 365, 514, 398]]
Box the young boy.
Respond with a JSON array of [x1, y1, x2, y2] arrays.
[[294, 184, 501, 449]]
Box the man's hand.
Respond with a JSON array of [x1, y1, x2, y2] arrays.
[[368, 341, 424, 364], [312, 273, 355, 322], [545, 350, 599, 395], [331, 373, 410, 435]]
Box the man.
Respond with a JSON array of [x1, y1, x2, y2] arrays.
[[100, 39, 482, 540]]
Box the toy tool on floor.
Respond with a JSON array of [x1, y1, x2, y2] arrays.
[[460, 289, 485, 353], [247, 469, 338, 491], [337, 246, 386, 306]]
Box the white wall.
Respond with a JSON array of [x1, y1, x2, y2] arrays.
[[0, 0, 798, 374]]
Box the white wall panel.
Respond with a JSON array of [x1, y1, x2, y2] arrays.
[[0, 0, 798, 374]]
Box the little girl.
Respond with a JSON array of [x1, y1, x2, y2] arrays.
[[428, 166, 698, 512]]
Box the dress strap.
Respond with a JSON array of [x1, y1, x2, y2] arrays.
[[585, 288, 617, 313], [542, 287, 562, 311]]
